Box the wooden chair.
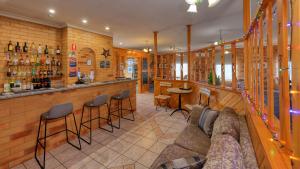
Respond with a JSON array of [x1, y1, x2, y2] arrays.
[[155, 82, 172, 111], [185, 87, 211, 111]]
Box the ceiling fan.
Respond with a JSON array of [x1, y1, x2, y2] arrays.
[[185, 0, 221, 13]]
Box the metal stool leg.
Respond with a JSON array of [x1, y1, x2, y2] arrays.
[[98, 104, 113, 133], [65, 115, 81, 149], [35, 116, 46, 169], [121, 97, 135, 121], [110, 98, 120, 129], [79, 106, 92, 145]]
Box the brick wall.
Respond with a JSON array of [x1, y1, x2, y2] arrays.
[[0, 16, 62, 91], [0, 16, 115, 90]]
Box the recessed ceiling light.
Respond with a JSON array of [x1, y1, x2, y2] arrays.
[[48, 9, 56, 14], [214, 41, 219, 45], [105, 26, 110, 31], [225, 50, 230, 54], [119, 42, 123, 45], [82, 19, 88, 24]]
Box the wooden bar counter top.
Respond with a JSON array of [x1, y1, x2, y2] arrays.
[[0, 79, 137, 167]]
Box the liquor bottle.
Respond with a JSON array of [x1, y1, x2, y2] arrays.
[[19, 54, 24, 65], [40, 55, 46, 65], [45, 55, 51, 65], [32, 67, 36, 76], [13, 53, 18, 65], [15, 42, 21, 53], [44, 45, 49, 54], [56, 46, 61, 55], [8, 41, 13, 52], [30, 42, 37, 55], [7, 68, 11, 77], [57, 60, 61, 66], [23, 42, 28, 53], [38, 44, 42, 55], [25, 55, 30, 65], [47, 68, 51, 77], [36, 55, 41, 66], [51, 57, 56, 66], [5, 53, 10, 65]]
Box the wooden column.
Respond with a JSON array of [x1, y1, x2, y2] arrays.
[[153, 31, 158, 80], [291, 0, 300, 166], [205, 50, 209, 82], [221, 45, 225, 87], [277, 0, 291, 149], [181, 53, 184, 80], [232, 43, 237, 89], [244, 0, 250, 90], [187, 25, 192, 81], [173, 53, 176, 80], [259, 17, 265, 112], [266, 1, 275, 129], [212, 48, 216, 85], [249, 34, 253, 98], [254, 26, 259, 106]]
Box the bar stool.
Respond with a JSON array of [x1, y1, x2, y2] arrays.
[[79, 94, 113, 145], [35, 103, 81, 169], [109, 90, 135, 129]]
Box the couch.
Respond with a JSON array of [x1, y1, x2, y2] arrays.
[[150, 105, 258, 169]]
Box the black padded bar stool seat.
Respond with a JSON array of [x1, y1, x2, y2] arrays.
[[79, 94, 113, 145], [35, 103, 81, 169], [109, 90, 135, 129]]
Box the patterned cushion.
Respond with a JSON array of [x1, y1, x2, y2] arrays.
[[157, 155, 206, 169], [198, 108, 219, 137], [211, 107, 240, 142], [203, 134, 245, 169], [175, 125, 211, 155], [239, 116, 258, 169], [150, 144, 199, 169]]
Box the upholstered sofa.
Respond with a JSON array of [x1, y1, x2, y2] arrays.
[[150, 106, 258, 169]]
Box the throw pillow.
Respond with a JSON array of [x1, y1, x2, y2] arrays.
[[198, 108, 219, 137]]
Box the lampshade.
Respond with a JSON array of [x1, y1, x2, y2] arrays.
[[208, 0, 221, 7], [187, 4, 197, 13]]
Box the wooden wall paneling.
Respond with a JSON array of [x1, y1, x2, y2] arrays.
[[277, 0, 291, 149], [212, 48, 216, 85], [187, 25, 191, 81], [291, 0, 300, 167], [153, 31, 158, 80], [232, 43, 237, 90], [259, 17, 265, 112], [266, 1, 275, 129], [221, 45, 225, 87]]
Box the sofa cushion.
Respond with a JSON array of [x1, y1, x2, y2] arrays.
[[190, 105, 205, 126], [239, 116, 258, 169], [198, 108, 219, 137], [157, 155, 206, 169], [175, 125, 211, 155], [211, 107, 240, 142], [203, 134, 245, 169], [150, 144, 199, 169]]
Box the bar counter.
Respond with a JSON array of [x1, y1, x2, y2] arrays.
[[0, 79, 137, 167]]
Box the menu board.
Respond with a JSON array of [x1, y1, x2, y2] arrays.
[[69, 51, 77, 77]]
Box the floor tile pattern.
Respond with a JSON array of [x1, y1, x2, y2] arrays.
[[12, 93, 187, 169]]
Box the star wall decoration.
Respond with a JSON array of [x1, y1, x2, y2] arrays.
[[101, 48, 111, 59]]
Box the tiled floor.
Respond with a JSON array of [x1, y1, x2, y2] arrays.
[[12, 93, 187, 169]]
